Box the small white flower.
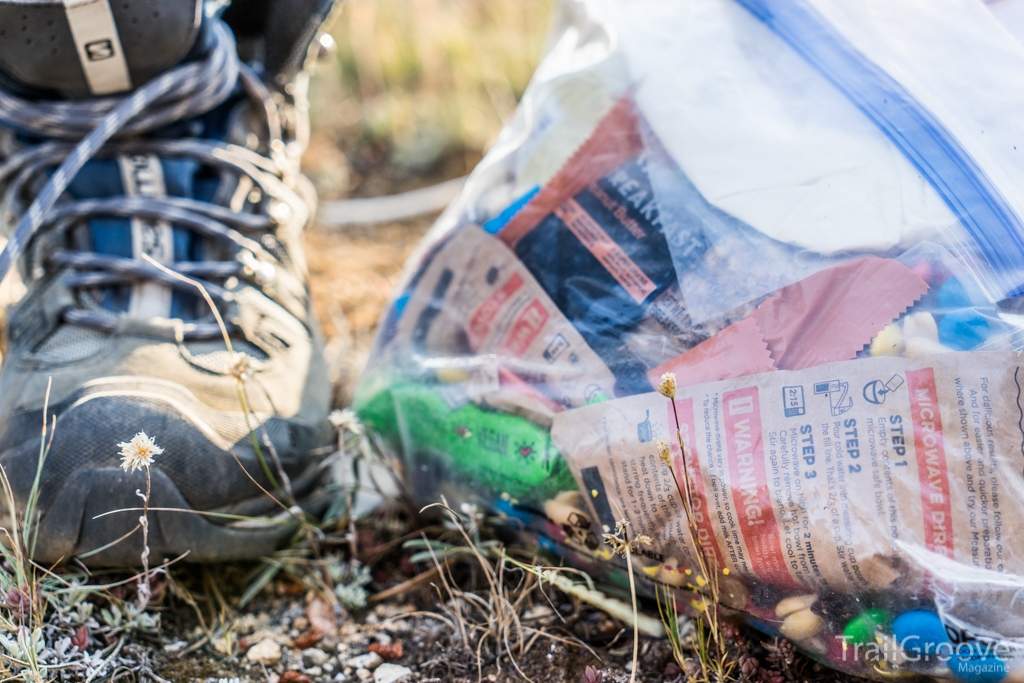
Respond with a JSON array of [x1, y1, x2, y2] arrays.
[[329, 408, 363, 436], [117, 432, 163, 473], [658, 372, 677, 400]]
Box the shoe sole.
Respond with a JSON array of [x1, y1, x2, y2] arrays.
[[30, 462, 330, 567], [0, 379, 332, 566]]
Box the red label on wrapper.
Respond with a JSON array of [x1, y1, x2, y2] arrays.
[[469, 272, 524, 346], [907, 368, 955, 557], [501, 299, 550, 357], [668, 398, 725, 570], [723, 387, 794, 587]]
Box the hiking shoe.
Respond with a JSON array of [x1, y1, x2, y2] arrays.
[[0, 0, 338, 566]]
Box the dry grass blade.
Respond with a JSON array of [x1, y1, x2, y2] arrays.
[[139, 253, 292, 500], [657, 374, 735, 681], [368, 562, 448, 603], [412, 500, 626, 683]]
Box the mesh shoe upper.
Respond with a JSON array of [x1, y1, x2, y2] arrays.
[[0, 0, 335, 565]]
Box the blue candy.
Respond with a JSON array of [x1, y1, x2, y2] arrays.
[[892, 610, 951, 655], [939, 310, 993, 350], [536, 534, 559, 554], [949, 642, 1008, 683], [939, 277, 975, 309], [892, 611, 1008, 683], [494, 497, 542, 526]]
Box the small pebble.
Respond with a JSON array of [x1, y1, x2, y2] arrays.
[[163, 640, 188, 653], [357, 668, 372, 681], [303, 648, 330, 667], [284, 652, 304, 670], [347, 653, 383, 671], [374, 663, 414, 683], [719, 574, 750, 610], [780, 608, 824, 641], [246, 639, 282, 666]]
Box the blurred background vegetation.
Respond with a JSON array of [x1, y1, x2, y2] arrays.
[[306, 0, 555, 200], [303, 0, 555, 403]]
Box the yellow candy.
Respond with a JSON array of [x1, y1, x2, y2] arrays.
[[657, 558, 688, 587], [435, 367, 472, 383], [870, 322, 904, 356], [780, 608, 824, 641]]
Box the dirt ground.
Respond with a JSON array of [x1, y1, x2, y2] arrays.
[[150, 498, 847, 683]]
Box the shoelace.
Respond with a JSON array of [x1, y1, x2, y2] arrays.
[[0, 19, 304, 339]]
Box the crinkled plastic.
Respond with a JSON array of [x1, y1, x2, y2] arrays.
[[355, 1, 1024, 679]]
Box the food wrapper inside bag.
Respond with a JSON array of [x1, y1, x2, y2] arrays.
[[355, 0, 1024, 679], [357, 223, 618, 509], [554, 352, 1024, 634], [495, 98, 744, 396]]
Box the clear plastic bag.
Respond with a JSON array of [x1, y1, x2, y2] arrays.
[[355, 1, 1024, 679]]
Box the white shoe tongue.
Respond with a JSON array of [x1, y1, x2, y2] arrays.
[[0, 0, 202, 98]]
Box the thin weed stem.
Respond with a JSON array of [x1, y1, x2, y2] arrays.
[[137, 465, 152, 609], [658, 373, 730, 681], [625, 541, 639, 683]]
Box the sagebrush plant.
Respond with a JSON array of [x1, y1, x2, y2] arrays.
[[0, 381, 165, 681]]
